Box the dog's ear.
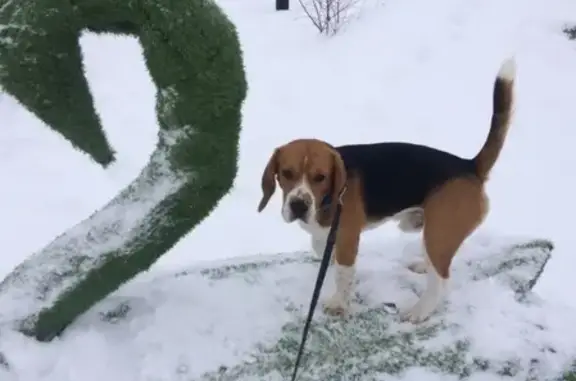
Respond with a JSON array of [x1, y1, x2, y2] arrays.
[[331, 150, 347, 203], [258, 148, 280, 212]]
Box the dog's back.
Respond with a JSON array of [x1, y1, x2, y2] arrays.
[[336, 142, 476, 219]]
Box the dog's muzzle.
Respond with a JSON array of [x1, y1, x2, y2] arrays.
[[288, 197, 310, 221]]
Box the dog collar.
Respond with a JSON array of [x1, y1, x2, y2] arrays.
[[319, 185, 347, 210]]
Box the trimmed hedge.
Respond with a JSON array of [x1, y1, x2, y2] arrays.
[[0, 0, 247, 341]]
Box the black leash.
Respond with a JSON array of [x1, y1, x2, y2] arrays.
[[289, 186, 346, 381]]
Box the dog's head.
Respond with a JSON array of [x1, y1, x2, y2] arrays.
[[257, 139, 346, 224]]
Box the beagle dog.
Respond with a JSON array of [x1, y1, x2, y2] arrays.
[[257, 58, 515, 323]]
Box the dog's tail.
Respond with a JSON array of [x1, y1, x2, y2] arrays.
[[473, 58, 516, 181]]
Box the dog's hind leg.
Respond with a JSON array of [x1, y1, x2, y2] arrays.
[[401, 177, 488, 323], [396, 207, 427, 273]]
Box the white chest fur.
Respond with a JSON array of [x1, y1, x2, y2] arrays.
[[297, 219, 330, 259]]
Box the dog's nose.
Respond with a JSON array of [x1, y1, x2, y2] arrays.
[[289, 198, 309, 220]]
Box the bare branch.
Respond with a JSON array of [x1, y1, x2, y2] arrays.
[[298, 0, 324, 32], [297, 0, 362, 35]]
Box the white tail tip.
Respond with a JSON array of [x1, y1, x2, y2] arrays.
[[498, 58, 516, 81]]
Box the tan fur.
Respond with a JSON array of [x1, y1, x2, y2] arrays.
[[422, 177, 488, 279], [333, 177, 366, 267], [258, 149, 279, 212]]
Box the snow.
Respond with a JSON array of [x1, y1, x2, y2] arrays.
[[1, 0, 576, 378], [0, 237, 567, 381]]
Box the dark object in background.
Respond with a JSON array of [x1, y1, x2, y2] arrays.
[[276, 0, 289, 11]]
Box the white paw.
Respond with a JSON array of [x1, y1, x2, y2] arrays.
[[400, 301, 435, 324], [407, 260, 428, 274], [323, 294, 350, 316], [401, 257, 445, 324], [400, 281, 444, 323]]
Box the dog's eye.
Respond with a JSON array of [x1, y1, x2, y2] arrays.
[[312, 174, 326, 183], [281, 169, 294, 180]]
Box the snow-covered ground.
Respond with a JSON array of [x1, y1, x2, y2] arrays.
[[1, 0, 576, 378]]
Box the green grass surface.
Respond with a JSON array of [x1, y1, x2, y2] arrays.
[[0, 0, 247, 341]]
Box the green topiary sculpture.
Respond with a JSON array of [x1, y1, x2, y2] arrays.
[[0, 0, 247, 342]]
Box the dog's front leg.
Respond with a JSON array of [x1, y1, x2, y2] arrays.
[[323, 222, 361, 316], [323, 262, 355, 316]]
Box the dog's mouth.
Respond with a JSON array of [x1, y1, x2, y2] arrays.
[[285, 213, 307, 223], [282, 210, 312, 225], [295, 214, 308, 222]]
